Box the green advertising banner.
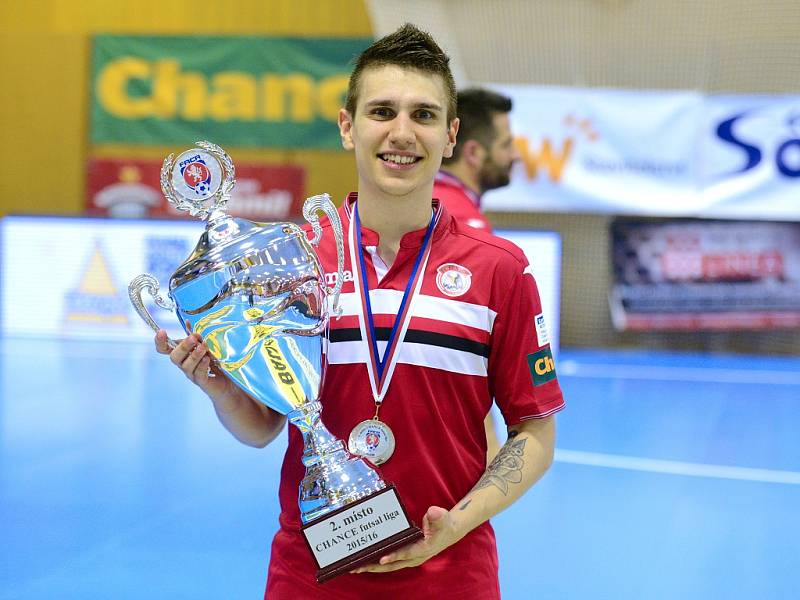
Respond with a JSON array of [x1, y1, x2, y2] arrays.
[[91, 35, 371, 149]]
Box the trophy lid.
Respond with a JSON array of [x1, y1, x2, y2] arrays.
[[170, 215, 311, 291], [159, 141, 326, 314]]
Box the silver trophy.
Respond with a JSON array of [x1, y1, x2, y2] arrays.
[[129, 141, 421, 583]]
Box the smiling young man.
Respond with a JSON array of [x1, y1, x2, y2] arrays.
[[157, 24, 564, 599]]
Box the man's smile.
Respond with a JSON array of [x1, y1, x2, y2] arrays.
[[378, 153, 423, 169]]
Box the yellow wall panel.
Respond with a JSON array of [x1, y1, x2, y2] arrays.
[[0, 32, 89, 214], [0, 0, 371, 216], [0, 2, 54, 32], [51, 0, 371, 36]]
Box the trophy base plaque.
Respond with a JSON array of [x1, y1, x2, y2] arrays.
[[301, 485, 424, 583]]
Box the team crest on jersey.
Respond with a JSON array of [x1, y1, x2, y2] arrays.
[[179, 155, 213, 197], [436, 263, 472, 297]]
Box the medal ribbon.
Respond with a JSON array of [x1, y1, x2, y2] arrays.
[[347, 200, 441, 405]]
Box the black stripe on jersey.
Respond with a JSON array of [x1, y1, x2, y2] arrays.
[[329, 327, 490, 358]]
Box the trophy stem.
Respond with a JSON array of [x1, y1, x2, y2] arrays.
[[288, 402, 344, 466], [289, 403, 386, 524], [207, 208, 228, 224]]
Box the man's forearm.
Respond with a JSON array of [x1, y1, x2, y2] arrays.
[[351, 416, 557, 574], [210, 389, 286, 448], [450, 415, 556, 539]]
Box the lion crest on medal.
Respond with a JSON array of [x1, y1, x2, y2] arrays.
[[349, 419, 396, 465], [436, 263, 472, 297]]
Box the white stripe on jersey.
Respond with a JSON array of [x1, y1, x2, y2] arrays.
[[331, 290, 498, 333], [327, 340, 488, 377]]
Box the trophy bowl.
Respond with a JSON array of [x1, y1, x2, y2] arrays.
[[129, 141, 422, 582]]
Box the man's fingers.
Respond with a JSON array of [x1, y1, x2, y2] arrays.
[[168, 334, 198, 365], [181, 340, 209, 380], [154, 329, 173, 354], [193, 355, 211, 386], [155, 330, 217, 391], [164, 334, 209, 384], [421, 506, 449, 538], [378, 539, 427, 565]]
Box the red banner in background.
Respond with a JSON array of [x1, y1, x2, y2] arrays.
[[610, 219, 800, 331], [87, 158, 305, 221]]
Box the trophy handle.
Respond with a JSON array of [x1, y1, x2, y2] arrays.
[[129, 273, 179, 349], [302, 194, 344, 317]]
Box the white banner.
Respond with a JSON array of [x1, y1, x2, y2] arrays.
[[703, 95, 800, 219], [0, 216, 203, 341], [482, 86, 800, 220], [496, 230, 561, 356], [0, 218, 562, 349]]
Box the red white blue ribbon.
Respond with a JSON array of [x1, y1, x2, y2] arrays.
[[347, 200, 441, 405]]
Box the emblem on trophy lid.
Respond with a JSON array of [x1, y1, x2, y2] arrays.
[[161, 141, 235, 221], [177, 153, 214, 196]]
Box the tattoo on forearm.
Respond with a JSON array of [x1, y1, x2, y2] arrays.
[[458, 500, 472, 511], [472, 431, 527, 496]]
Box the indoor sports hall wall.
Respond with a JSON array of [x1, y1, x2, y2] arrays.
[[2, 1, 798, 354], [368, 0, 800, 355], [0, 0, 370, 217]]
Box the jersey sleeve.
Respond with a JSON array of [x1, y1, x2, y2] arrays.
[[488, 255, 565, 425]]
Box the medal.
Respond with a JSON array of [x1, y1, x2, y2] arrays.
[[345, 200, 441, 465], [348, 418, 396, 465]]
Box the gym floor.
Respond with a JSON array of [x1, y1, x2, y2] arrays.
[[1, 337, 797, 599]]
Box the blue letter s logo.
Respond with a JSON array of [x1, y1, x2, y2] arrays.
[[716, 112, 762, 175]]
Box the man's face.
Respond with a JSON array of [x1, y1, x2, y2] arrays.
[[339, 65, 458, 199], [478, 112, 519, 192]]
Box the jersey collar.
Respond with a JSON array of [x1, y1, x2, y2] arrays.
[[343, 192, 452, 249]]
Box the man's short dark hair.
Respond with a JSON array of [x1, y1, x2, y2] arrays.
[[443, 88, 513, 164], [345, 23, 457, 123]]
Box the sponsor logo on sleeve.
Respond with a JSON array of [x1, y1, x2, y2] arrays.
[[527, 347, 557, 386], [534, 313, 549, 346]]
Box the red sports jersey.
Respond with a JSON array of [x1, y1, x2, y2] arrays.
[[433, 170, 492, 232], [265, 195, 564, 599]]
